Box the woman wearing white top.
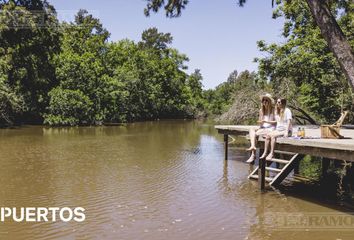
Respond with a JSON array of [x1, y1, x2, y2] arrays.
[[260, 98, 292, 160], [246, 93, 276, 163]]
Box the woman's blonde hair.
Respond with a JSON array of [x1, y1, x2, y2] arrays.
[[260, 98, 274, 118], [276, 98, 287, 120]]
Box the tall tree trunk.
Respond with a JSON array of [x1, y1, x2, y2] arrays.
[[306, 0, 354, 91]]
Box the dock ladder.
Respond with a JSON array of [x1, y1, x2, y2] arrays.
[[248, 150, 302, 186]]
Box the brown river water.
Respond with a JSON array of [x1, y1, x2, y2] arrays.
[[0, 120, 353, 240]]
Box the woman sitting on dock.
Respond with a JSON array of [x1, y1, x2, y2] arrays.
[[246, 93, 276, 163], [260, 98, 293, 160]]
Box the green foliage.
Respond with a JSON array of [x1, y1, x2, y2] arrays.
[[0, 1, 204, 126], [139, 27, 173, 51], [184, 69, 204, 116], [50, 9, 118, 124], [0, 1, 60, 122], [256, 0, 353, 124], [299, 155, 321, 179], [105, 31, 192, 122], [203, 70, 259, 117], [0, 0, 208, 127], [0, 75, 25, 125], [43, 88, 92, 126], [43, 11, 199, 125], [144, 0, 189, 17]]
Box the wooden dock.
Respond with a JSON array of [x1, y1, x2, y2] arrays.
[[215, 125, 354, 190]]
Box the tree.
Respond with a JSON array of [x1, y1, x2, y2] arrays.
[[139, 27, 173, 51], [218, 70, 263, 123], [227, 70, 238, 84], [144, 0, 188, 17], [0, 75, 24, 125], [143, 0, 354, 91], [44, 88, 93, 126], [184, 69, 204, 115], [304, 0, 354, 91], [187, 69, 203, 99], [256, 0, 353, 123], [45, 9, 123, 125], [0, 0, 52, 10], [203, 70, 258, 117], [0, 0, 61, 123], [106, 28, 196, 121]]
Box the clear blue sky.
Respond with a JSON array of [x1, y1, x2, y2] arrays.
[[49, 0, 284, 89]]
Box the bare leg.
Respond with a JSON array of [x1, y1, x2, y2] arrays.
[[246, 128, 257, 151], [266, 136, 276, 160], [260, 136, 270, 159]]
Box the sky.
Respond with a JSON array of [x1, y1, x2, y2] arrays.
[[49, 0, 284, 89]]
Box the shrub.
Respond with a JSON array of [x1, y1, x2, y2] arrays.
[[44, 88, 93, 126]]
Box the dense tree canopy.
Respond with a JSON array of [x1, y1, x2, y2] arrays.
[[43, 11, 201, 125], [0, 1, 206, 126], [44, 9, 116, 125], [0, 0, 60, 123]]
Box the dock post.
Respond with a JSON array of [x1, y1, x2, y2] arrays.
[[224, 134, 228, 161], [259, 157, 266, 191], [322, 157, 330, 177], [294, 161, 300, 174]]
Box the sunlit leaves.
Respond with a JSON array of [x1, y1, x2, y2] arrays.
[[0, 1, 60, 122], [144, 0, 189, 17], [257, 0, 353, 123]]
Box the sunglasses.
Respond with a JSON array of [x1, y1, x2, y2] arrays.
[[277, 101, 282, 104], [262, 99, 269, 103]]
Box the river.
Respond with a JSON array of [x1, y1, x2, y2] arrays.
[[0, 120, 352, 240]]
